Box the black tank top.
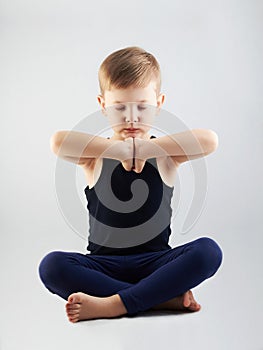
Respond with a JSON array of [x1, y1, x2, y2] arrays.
[[84, 135, 174, 255]]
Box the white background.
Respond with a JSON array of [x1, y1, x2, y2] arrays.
[[1, 0, 262, 349]]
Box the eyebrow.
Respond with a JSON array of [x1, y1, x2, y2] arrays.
[[113, 100, 148, 103]]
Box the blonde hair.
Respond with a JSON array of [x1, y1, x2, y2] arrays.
[[98, 46, 161, 97]]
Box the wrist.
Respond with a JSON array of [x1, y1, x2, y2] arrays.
[[119, 138, 134, 162], [135, 138, 167, 160], [102, 139, 125, 161]]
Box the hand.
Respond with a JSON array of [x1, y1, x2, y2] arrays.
[[132, 137, 147, 173], [120, 137, 134, 171]]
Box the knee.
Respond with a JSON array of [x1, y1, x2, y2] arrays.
[[191, 237, 223, 277], [38, 251, 66, 287]]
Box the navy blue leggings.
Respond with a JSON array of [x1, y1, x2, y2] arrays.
[[38, 237, 222, 315]]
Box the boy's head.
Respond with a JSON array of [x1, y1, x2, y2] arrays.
[[97, 46, 165, 109], [97, 46, 165, 140]]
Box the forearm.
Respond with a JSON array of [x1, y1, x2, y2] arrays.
[[138, 129, 218, 159], [50, 130, 128, 161]]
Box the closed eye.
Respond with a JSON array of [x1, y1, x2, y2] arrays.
[[115, 105, 126, 111], [115, 105, 147, 111]]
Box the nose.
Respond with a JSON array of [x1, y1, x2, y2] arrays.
[[124, 105, 139, 124]]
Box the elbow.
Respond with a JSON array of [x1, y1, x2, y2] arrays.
[[194, 128, 219, 154], [50, 130, 67, 155], [204, 129, 219, 154]]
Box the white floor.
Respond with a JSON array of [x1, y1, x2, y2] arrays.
[[1, 229, 263, 350]]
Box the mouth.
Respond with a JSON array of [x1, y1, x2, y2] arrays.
[[125, 128, 139, 132]]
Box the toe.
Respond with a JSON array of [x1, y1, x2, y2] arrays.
[[69, 316, 79, 323], [182, 292, 191, 308], [189, 302, 201, 312], [186, 291, 200, 310], [68, 292, 82, 304], [66, 303, 80, 311], [67, 309, 79, 316], [196, 303, 201, 311]]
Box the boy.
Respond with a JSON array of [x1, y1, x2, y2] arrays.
[[39, 46, 222, 323]]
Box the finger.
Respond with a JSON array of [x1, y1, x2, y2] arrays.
[[134, 159, 146, 173], [122, 159, 133, 171]]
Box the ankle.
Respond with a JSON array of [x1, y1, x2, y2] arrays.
[[107, 294, 128, 317]]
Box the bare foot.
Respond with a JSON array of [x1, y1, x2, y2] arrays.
[[65, 292, 128, 323], [151, 290, 201, 312]]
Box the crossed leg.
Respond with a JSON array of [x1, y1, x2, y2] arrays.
[[39, 237, 222, 323]]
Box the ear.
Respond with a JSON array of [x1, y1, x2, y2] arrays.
[[156, 93, 165, 115], [157, 93, 165, 107], [97, 95, 107, 115]]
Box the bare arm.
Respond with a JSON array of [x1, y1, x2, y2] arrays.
[[131, 129, 218, 173], [50, 130, 133, 166], [137, 129, 218, 161]]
